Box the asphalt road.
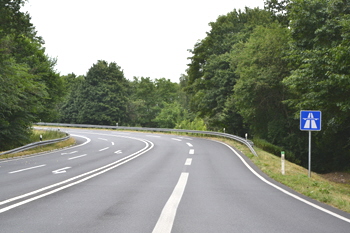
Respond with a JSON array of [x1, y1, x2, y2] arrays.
[[0, 128, 349, 232]]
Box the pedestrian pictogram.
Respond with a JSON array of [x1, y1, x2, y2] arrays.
[[300, 111, 321, 131]]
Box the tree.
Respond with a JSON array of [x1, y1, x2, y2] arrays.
[[128, 77, 181, 127], [0, 0, 63, 150], [184, 8, 274, 132], [283, 0, 350, 171], [59, 61, 129, 125], [232, 23, 292, 141]]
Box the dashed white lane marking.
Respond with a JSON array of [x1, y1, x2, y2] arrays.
[[171, 138, 182, 141], [177, 137, 193, 140], [99, 147, 109, 152], [111, 142, 114, 146], [189, 149, 194, 155], [68, 154, 87, 160], [114, 150, 122, 154], [147, 135, 161, 138], [61, 151, 78, 155], [98, 138, 108, 141], [186, 143, 193, 147], [185, 158, 192, 166], [152, 172, 189, 233], [9, 164, 46, 174]]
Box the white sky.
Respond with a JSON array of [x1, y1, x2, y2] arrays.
[[23, 0, 265, 82]]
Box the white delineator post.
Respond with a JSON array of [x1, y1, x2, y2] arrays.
[[281, 151, 285, 175]]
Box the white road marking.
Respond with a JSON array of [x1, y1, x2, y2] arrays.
[[0, 136, 154, 213], [68, 154, 87, 160], [9, 164, 46, 174], [171, 138, 182, 141], [98, 138, 108, 141], [114, 150, 122, 154], [99, 147, 109, 151], [186, 143, 193, 147], [189, 149, 194, 154], [1, 135, 91, 164], [147, 135, 161, 138], [185, 158, 192, 166], [152, 172, 189, 233], [216, 140, 350, 224], [111, 142, 114, 146], [52, 167, 71, 174], [61, 151, 78, 155], [177, 137, 193, 140]]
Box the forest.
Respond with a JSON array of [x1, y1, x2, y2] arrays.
[[1, 0, 350, 172]]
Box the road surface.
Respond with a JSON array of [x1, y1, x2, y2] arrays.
[[0, 128, 349, 232]]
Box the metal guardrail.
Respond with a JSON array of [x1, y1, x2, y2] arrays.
[[0, 134, 70, 156], [35, 122, 258, 157]]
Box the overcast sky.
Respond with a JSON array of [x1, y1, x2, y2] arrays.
[[23, 0, 265, 82]]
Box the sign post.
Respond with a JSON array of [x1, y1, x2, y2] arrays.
[[300, 110, 322, 178]]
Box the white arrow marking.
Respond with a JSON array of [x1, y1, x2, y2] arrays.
[[61, 151, 78, 155], [52, 167, 71, 174], [114, 150, 122, 154]]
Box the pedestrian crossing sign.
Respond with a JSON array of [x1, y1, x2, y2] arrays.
[[300, 110, 322, 131]]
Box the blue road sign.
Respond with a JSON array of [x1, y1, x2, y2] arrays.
[[300, 110, 322, 131]]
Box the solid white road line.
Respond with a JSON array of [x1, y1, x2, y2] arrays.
[[189, 149, 194, 155], [99, 147, 109, 151], [68, 154, 87, 160], [185, 158, 192, 166], [0, 137, 154, 213], [9, 164, 46, 174], [216, 140, 350, 224], [152, 172, 189, 233]]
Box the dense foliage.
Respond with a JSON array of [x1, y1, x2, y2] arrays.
[[182, 0, 350, 172], [0, 0, 64, 150], [2, 0, 350, 172]]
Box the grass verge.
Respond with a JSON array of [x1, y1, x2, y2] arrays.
[[0, 130, 76, 160], [218, 137, 350, 213]]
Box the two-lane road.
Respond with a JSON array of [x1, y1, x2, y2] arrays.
[[0, 128, 349, 232]]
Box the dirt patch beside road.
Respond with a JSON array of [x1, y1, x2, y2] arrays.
[[321, 172, 350, 184]]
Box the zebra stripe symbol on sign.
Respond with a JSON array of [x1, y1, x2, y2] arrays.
[[300, 111, 321, 131]]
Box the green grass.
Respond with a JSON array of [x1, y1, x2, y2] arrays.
[[30, 129, 67, 142], [0, 129, 75, 159]]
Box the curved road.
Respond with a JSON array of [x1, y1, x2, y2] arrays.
[[0, 128, 349, 232]]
